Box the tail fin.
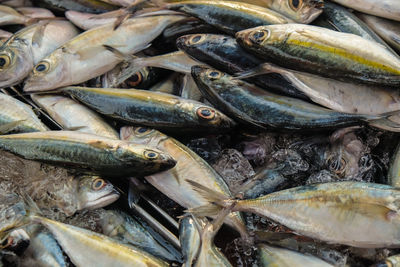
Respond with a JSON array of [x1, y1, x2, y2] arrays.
[[234, 63, 288, 80], [366, 110, 400, 129]]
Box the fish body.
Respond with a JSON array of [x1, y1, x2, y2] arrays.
[[179, 215, 201, 267], [31, 94, 119, 139], [191, 66, 383, 130], [236, 24, 400, 86], [60, 86, 235, 133], [34, 216, 169, 267], [24, 14, 185, 92], [257, 243, 333, 267], [0, 93, 48, 133], [176, 33, 308, 99], [164, 0, 292, 35], [0, 20, 79, 87], [389, 143, 400, 188], [0, 131, 176, 177], [34, 0, 117, 13], [331, 0, 400, 22], [65, 10, 119, 30], [121, 126, 248, 238]]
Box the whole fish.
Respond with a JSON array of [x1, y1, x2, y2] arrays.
[[190, 181, 400, 248], [357, 13, 400, 54], [312, 2, 396, 55], [30, 215, 169, 267], [191, 65, 398, 130], [240, 62, 400, 132], [33, 0, 117, 13], [103, 51, 201, 88], [0, 20, 79, 88], [0, 131, 176, 177], [236, 24, 400, 87], [179, 215, 201, 267], [159, 0, 293, 35], [176, 33, 308, 99], [0, 93, 48, 133], [31, 94, 119, 139], [23, 14, 186, 92], [331, 0, 400, 22], [257, 243, 334, 267], [59, 86, 235, 133], [120, 126, 248, 239], [100, 210, 177, 261]]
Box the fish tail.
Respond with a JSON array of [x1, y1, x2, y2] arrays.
[[234, 63, 288, 79], [365, 110, 400, 128], [185, 179, 238, 217]]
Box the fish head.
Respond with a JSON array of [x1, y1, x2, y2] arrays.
[[98, 210, 125, 237], [76, 175, 120, 211], [176, 33, 211, 53], [271, 0, 324, 23], [191, 65, 231, 89], [23, 49, 69, 92], [0, 43, 33, 87], [120, 126, 164, 147], [236, 25, 283, 50], [116, 142, 176, 173]]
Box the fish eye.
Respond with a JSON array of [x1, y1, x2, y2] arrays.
[[188, 34, 205, 45], [197, 107, 216, 120], [249, 29, 270, 44], [92, 178, 106, 191], [127, 71, 143, 87], [0, 55, 10, 69], [144, 150, 159, 160], [206, 70, 222, 80], [134, 127, 151, 135], [289, 0, 302, 10], [34, 61, 50, 74]]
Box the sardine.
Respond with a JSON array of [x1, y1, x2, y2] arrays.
[[0, 131, 176, 177], [257, 243, 334, 267], [23, 14, 186, 92], [190, 181, 400, 248], [236, 24, 400, 86], [120, 126, 248, 239], [191, 65, 398, 130], [31, 94, 119, 139], [0, 93, 48, 133], [0, 20, 79, 87], [59, 86, 235, 133]]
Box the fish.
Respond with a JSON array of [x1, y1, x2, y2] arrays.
[[0, 190, 27, 241], [0, 4, 32, 25], [257, 243, 334, 266], [99, 210, 178, 261], [158, 0, 293, 35], [65, 9, 122, 30], [19, 225, 68, 267], [238, 62, 400, 132], [29, 214, 169, 267], [120, 126, 248, 239], [58, 86, 235, 133], [33, 0, 118, 14], [312, 2, 396, 55], [331, 0, 400, 22], [191, 65, 399, 130], [31, 94, 119, 139], [189, 181, 400, 248], [236, 24, 400, 87], [0, 131, 176, 177], [357, 13, 400, 54], [0, 93, 48, 133], [179, 214, 201, 267], [375, 254, 400, 267], [0, 20, 79, 88], [176, 33, 308, 99], [102, 50, 201, 88], [16, 7, 55, 19], [23, 14, 186, 92]]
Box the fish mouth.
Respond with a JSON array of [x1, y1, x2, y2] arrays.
[[175, 35, 188, 50], [84, 190, 120, 210], [310, 0, 324, 9], [235, 30, 253, 48]]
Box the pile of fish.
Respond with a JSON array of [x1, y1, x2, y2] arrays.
[[0, 0, 400, 266]]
